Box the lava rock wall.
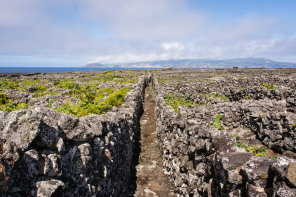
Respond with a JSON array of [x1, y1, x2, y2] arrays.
[[152, 75, 296, 196], [0, 75, 150, 196]]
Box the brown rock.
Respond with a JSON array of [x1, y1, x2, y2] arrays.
[[148, 181, 165, 191], [285, 163, 296, 187]]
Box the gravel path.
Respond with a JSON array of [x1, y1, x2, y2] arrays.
[[135, 85, 175, 197]]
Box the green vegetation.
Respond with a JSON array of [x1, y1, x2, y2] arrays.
[[270, 156, 277, 161], [232, 133, 238, 139], [34, 91, 59, 98], [201, 93, 229, 102], [0, 92, 10, 105], [209, 114, 223, 130], [0, 92, 27, 112], [34, 85, 47, 92], [1, 79, 19, 89], [202, 102, 211, 106], [232, 133, 268, 157], [292, 122, 296, 127], [91, 73, 123, 82], [83, 72, 137, 84], [234, 141, 268, 157], [26, 85, 58, 97], [21, 79, 40, 88], [260, 82, 277, 90], [55, 87, 129, 117], [46, 99, 55, 108], [54, 79, 79, 89], [245, 95, 252, 100], [2, 102, 27, 112], [164, 93, 195, 113]]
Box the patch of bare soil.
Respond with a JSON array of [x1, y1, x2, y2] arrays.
[[135, 85, 175, 197]]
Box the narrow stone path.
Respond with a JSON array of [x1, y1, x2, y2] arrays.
[[135, 85, 175, 197]]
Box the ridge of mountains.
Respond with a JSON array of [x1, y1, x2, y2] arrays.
[[84, 58, 296, 69]]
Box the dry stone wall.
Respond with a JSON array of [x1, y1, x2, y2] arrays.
[[0, 75, 150, 196], [152, 69, 296, 197]]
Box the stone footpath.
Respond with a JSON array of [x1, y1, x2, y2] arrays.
[[135, 85, 175, 197]]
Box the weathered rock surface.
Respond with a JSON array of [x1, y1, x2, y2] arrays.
[[0, 75, 150, 196], [152, 68, 296, 196], [1, 68, 296, 196]]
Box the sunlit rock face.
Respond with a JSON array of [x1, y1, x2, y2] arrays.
[[153, 68, 296, 196]]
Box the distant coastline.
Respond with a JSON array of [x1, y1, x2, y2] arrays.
[[84, 58, 296, 69], [0, 67, 153, 74]]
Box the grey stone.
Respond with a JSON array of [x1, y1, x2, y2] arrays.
[[36, 179, 64, 197], [242, 156, 274, 187]]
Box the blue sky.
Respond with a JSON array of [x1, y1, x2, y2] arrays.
[[0, 0, 296, 67]]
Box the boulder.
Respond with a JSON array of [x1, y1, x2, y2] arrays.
[[242, 157, 274, 187]]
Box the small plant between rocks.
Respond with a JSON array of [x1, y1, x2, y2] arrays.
[[164, 93, 195, 113], [209, 114, 223, 130], [260, 82, 277, 91], [232, 133, 269, 157]]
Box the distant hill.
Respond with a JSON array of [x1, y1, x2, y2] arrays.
[[84, 58, 296, 69], [84, 63, 105, 68]]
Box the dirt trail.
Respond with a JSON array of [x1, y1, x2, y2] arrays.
[[135, 85, 175, 197]]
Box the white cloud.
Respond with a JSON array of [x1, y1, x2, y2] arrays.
[[79, 0, 206, 41], [161, 42, 185, 50], [0, 0, 296, 65]]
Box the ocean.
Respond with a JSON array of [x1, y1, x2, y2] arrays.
[[0, 67, 152, 74]]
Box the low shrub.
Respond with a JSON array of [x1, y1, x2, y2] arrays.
[[1, 79, 19, 89], [55, 87, 129, 117]]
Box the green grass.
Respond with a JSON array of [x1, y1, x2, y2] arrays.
[[260, 82, 277, 90], [209, 114, 223, 130], [55, 87, 129, 117], [234, 141, 268, 157], [164, 93, 195, 113]]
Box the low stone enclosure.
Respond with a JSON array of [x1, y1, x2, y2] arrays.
[[153, 68, 296, 196], [1, 68, 296, 196], [0, 72, 150, 196]]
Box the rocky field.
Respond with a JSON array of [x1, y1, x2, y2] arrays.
[[0, 70, 150, 196], [152, 68, 296, 196], [0, 68, 296, 197], [0, 70, 146, 116]]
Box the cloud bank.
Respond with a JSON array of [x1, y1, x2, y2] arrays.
[[0, 0, 295, 66]]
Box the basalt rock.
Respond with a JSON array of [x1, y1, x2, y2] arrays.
[[0, 74, 151, 196], [152, 68, 296, 196]]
